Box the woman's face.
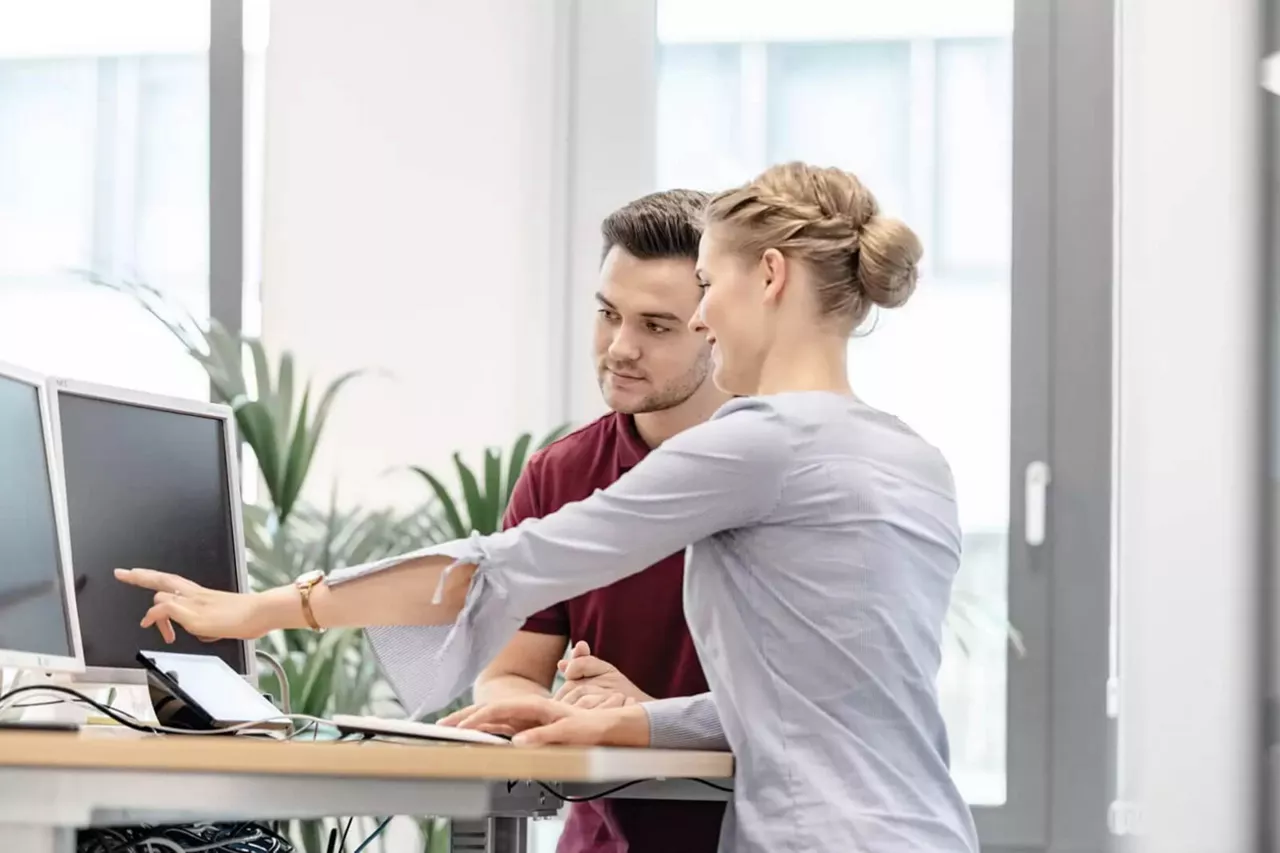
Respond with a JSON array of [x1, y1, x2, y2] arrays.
[[691, 227, 774, 396]]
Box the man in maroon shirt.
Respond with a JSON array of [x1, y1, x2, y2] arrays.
[[473, 189, 730, 853]]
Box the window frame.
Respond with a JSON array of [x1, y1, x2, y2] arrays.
[[208, 0, 245, 349], [557, 1, 1115, 851]]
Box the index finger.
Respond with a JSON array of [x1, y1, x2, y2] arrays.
[[115, 568, 201, 595], [455, 699, 556, 732], [438, 704, 480, 727], [452, 705, 515, 730]]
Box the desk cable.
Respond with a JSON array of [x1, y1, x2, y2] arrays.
[[254, 650, 290, 716], [81, 821, 297, 853], [532, 777, 733, 802], [0, 683, 329, 738]]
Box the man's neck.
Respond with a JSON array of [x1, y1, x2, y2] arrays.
[[632, 383, 731, 448]]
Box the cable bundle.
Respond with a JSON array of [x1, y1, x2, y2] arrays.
[[77, 822, 294, 853]]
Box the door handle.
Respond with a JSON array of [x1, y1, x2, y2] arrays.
[[1264, 53, 1280, 96], [1025, 461, 1052, 547]]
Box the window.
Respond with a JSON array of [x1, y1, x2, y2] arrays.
[[0, 0, 212, 397], [0, 0, 265, 401], [656, 2, 1015, 807]]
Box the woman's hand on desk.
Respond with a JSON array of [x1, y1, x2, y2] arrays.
[[114, 568, 289, 642], [439, 696, 651, 748]]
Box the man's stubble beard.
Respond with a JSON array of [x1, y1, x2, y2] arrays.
[[601, 347, 713, 415]]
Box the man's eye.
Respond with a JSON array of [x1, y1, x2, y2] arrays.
[[646, 323, 669, 334], [598, 309, 620, 322]]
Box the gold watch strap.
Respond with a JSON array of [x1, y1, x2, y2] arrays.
[[299, 579, 324, 632]]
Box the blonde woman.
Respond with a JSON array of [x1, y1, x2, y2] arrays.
[[119, 162, 978, 853]]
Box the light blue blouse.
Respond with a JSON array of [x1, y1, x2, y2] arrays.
[[328, 393, 978, 853]]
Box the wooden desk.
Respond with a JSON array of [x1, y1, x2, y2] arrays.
[[0, 731, 734, 853]]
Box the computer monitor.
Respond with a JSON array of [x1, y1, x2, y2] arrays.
[[49, 378, 252, 682], [0, 362, 83, 674]]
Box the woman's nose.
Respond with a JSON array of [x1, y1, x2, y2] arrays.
[[688, 302, 708, 334]]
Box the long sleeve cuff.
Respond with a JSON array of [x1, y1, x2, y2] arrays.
[[643, 692, 730, 751], [326, 534, 525, 720]]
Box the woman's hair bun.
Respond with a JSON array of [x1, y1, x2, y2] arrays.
[[854, 214, 922, 309]]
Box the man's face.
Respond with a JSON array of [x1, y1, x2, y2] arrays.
[[594, 247, 712, 414]]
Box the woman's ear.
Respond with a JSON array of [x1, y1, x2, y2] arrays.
[[761, 248, 787, 303]]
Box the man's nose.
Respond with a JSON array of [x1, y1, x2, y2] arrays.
[[608, 329, 641, 361]]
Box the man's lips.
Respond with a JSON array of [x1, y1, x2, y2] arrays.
[[607, 368, 645, 381]]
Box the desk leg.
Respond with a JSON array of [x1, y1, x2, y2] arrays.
[[450, 817, 528, 853], [0, 826, 74, 853]]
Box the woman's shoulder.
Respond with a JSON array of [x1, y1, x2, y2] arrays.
[[660, 396, 796, 469], [712, 393, 953, 477], [710, 391, 861, 427]]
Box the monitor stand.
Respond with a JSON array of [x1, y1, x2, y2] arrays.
[[1, 667, 158, 729]]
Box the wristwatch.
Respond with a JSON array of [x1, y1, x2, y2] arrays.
[[294, 569, 326, 632]]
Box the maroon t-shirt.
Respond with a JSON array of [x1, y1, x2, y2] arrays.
[[502, 412, 725, 853]]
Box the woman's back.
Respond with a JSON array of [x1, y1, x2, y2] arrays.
[[684, 393, 977, 853]]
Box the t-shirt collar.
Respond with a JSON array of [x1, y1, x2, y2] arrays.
[[614, 413, 649, 471]]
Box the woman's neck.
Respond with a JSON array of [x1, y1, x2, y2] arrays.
[[754, 339, 853, 397]]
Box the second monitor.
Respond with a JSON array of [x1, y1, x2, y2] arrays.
[[50, 378, 252, 680], [0, 361, 83, 675]]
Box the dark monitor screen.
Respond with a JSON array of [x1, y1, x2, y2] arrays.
[[56, 391, 247, 673], [0, 375, 75, 661]]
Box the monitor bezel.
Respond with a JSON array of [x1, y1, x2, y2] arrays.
[[0, 361, 85, 675], [47, 376, 256, 685]]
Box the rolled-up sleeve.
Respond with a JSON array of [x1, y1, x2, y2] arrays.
[[644, 692, 729, 751], [327, 398, 792, 718]]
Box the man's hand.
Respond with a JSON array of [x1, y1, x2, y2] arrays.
[[553, 641, 654, 707], [439, 695, 650, 747]]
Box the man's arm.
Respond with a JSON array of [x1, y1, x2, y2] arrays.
[[472, 451, 573, 704], [473, 630, 567, 703]]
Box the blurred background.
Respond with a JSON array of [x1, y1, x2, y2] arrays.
[[0, 0, 1272, 851]]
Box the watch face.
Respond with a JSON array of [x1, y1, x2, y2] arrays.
[[296, 570, 323, 587]]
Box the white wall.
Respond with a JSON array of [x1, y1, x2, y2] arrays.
[[562, 0, 658, 424], [261, 0, 564, 510], [1114, 0, 1263, 849]]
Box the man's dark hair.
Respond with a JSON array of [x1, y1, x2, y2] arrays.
[[600, 188, 710, 263]]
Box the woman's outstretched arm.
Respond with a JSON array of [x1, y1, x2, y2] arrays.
[[119, 398, 791, 712]]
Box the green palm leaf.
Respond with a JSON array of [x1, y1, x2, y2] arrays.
[[454, 453, 485, 535], [503, 433, 534, 508], [277, 388, 312, 524], [410, 466, 467, 540], [276, 353, 295, 447], [482, 449, 502, 533]]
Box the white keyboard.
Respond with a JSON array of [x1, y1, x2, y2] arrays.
[[330, 714, 512, 746]]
